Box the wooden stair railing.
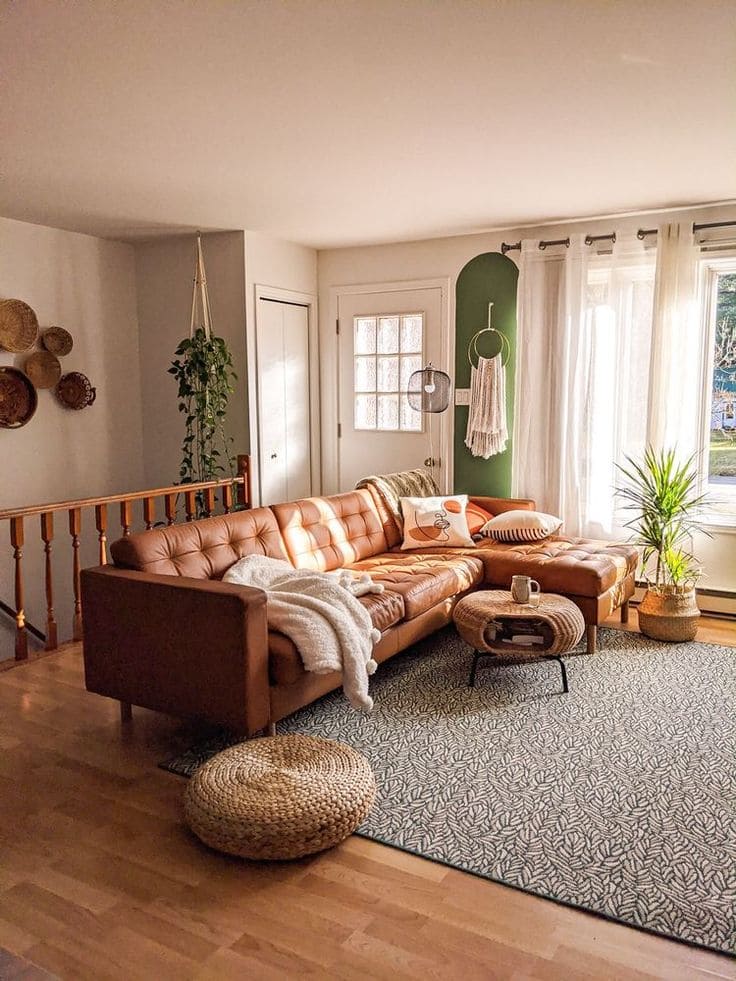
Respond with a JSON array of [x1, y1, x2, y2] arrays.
[[0, 454, 251, 664]]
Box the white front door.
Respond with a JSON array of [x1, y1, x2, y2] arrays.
[[337, 287, 446, 491], [256, 298, 312, 505]]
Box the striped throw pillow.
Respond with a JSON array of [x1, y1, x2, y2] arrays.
[[480, 509, 563, 543]]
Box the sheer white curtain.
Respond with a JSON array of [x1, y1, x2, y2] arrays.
[[512, 232, 657, 538], [647, 222, 702, 457]]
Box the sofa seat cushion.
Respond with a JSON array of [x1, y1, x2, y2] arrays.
[[110, 507, 290, 579], [268, 589, 405, 685], [397, 536, 638, 599], [345, 552, 483, 620], [272, 491, 389, 572]]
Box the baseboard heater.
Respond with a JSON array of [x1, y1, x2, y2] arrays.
[[631, 584, 736, 619]]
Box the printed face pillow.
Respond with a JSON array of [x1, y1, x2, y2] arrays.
[[400, 495, 475, 550], [480, 509, 563, 542]]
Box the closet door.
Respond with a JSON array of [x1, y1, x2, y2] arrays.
[[256, 299, 312, 505]]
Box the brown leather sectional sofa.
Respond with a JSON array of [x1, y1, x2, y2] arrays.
[[81, 489, 637, 735]]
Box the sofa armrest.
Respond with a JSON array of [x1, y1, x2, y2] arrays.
[[470, 496, 536, 516], [81, 566, 270, 735]]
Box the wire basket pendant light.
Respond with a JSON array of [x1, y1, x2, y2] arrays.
[[407, 362, 451, 414], [407, 362, 452, 480]]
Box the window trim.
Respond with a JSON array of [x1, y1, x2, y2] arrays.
[[697, 252, 736, 530]]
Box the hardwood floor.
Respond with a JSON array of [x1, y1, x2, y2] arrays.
[[0, 612, 734, 980]]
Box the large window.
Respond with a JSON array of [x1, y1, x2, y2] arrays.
[[701, 257, 736, 521], [353, 313, 423, 431]]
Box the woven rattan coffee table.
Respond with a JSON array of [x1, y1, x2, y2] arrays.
[[453, 590, 585, 694], [184, 733, 376, 860]]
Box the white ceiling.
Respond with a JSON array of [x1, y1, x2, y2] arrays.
[[1, 0, 735, 249]]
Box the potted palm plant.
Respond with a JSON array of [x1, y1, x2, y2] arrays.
[[616, 447, 708, 642]]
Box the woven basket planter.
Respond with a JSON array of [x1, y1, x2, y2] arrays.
[[184, 734, 376, 861], [638, 587, 700, 642]]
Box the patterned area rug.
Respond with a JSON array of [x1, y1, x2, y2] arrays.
[[162, 627, 736, 955]]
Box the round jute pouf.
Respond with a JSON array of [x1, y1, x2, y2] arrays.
[[184, 734, 376, 861]]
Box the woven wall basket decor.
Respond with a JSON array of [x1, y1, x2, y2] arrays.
[[24, 350, 62, 390], [42, 326, 73, 357], [0, 299, 39, 353], [0, 367, 38, 428], [56, 371, 96, 409]]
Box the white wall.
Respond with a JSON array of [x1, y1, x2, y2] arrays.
[[318, 203, 736, 595], [244, 231, 318, 503], [135, 232, 248, 488], [0, 216, 145, 655]]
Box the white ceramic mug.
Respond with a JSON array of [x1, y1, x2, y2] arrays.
[[511, 575, 541, 606]]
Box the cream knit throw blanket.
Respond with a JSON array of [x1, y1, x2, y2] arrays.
[[465, 354, 508, 458], [223, 555, 383, 711], [355, 468, 440, 529]]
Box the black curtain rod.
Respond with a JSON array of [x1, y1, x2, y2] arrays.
[[508, 219, 736, 252], [638, 219, 736, 240], [693, 219, 736, 232], [584, 232, 616, 246], [502, 232, 616, 253], [539, 237, 570, 251]]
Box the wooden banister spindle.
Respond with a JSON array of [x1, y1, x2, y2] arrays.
[[165, 493, 177, 525], [40, 512, 58, 651], [69, 508, 82, 642], [203, 486, 215, 518], [237, 454, 251, 508], [120, 500, 133, 537], [10, 516, 27, 661], [95, 503, 108, 565], [143, 497, 155, 531], [222, 483, 233, 514], [185, 490, 196, 522]]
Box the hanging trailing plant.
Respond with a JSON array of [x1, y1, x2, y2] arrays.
[[168, 237, 237, 485]]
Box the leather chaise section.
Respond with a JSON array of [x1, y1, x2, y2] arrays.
[[398, 536, 637, 599], [110, 507, 289, 579]]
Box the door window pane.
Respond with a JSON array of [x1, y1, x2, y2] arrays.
[[352, 313, 424, 432], [354, 394, 377, 430], [355, 318, 377, 354], [377, 356, 399, 392], [354, 356, 376, 392], [377, 317, 399, 353], [377, 394, 399, 430], [400, 315, 423, 353]]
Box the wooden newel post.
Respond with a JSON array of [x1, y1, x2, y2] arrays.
[[40, 511, 58, 651], [10, 516, 27, 661], [69, 508, 83, 642], [237, 454, 251, 509]]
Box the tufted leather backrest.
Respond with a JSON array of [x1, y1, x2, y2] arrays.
[[272, 490, 388, 571], [110, 507, 290, 579]]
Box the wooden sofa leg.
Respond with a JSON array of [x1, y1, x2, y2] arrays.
[[267, 722, 277, 736], [620, 600, 630, 624], [120, 701, 132, 723], [586, 625, 597, 655]]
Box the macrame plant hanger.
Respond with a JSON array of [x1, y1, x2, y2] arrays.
[[467, 302, 510, 367], [190, 234, 214, 339]]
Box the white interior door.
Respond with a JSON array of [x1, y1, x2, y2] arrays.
[[337, 287, 445, 491], [257, 298, 312, 504]]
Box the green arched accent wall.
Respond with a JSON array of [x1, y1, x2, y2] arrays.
[[454, 252, 519, 497]]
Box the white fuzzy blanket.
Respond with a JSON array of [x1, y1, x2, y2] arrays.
[[223, 555, 383, 711]]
